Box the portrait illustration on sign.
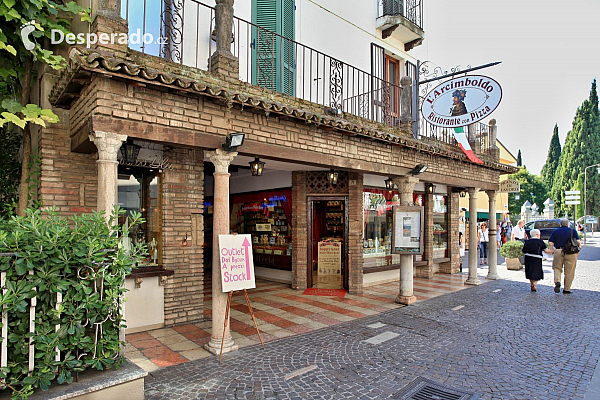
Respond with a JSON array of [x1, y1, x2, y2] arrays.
[[450, 90, 467, 116]]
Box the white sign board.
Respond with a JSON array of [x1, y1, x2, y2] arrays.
[[219, 234, 256, 292], [565, 200, 581, 205], [499, 179, 520, 193], [565, 190, 581, 195], [565, 195, 581, 200], [317, 241, 342, 276], [585, 216, 597, 224], [421, 75, 502, 128]]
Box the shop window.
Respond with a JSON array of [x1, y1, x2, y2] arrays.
[[433, 195, 448, 259], [117, 167, 162, 265]]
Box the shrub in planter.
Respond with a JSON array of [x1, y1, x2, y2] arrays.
[[499, 240, 524, 259], [0, 207, 146, 399]]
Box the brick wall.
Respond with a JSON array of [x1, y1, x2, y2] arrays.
[[161, 147, 205, 326], [440, 191, 460, 274], [291, 171, 308, 290], [347, 172, 363, 293], [417, 191, 434, 279]]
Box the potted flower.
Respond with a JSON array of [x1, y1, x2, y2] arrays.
[[500, 240, 525, 270]]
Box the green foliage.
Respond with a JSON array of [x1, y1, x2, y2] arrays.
[[0, 207, 146, 399], [540, 124, 561, 190], [0, 126, 21, 216], [0, 0, 90, 128], [551, 79, 600, 218], [507, 167, 549, 216], [499, 240, 524, 259], [517, 149, 522, 167]]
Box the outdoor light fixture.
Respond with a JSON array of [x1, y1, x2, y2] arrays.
[[120, 138, 141, 164], [426, 183, 436, 194], [385, 177, 395, 190], [222, 132, 245, 152], [181, 233, 188, 247], [459, 190, 467, 198], [249, 157, 265, 176], [328, 169, 339, 185], [410, 164, 428, 176], [515, 193, 520, 201]]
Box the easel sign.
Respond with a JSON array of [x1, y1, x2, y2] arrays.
[[391, 205, 424, 254], [218, 234, 256, 292], [217, 234, 263, 362]]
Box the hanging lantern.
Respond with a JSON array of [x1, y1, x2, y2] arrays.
[[249, 157, 265, 176], [120, 138, 141, 164], [328, 169, 339, 185], [385, 177, 395, 190]]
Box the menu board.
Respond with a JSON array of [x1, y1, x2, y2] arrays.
[[318, 241, 342, 276], [392, 206, 424, 254]]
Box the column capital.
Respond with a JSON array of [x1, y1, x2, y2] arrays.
[[467, 187, 480, 198], [89, 131, 127, 161], [206, 148, 237, 173], [393, 176, 419, 194], [485, 189, 497, 198]]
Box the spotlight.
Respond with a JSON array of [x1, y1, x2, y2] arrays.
[[222, 132, 245, 152], [410, 164, 428, 176]]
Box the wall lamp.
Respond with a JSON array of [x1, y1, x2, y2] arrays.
[[222, 132, 245, 152], [249, 157, 265, 176], [181, 233, 188, 247], [385, 177, 395, 190], [120, 138, 142, 164], [328, 169, 339, 185], [426, 183, 436, 194], [410, 164, 428, 176]]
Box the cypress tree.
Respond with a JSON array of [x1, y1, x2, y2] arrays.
[[552, 79, 600, 217], [541, 124, 561, 190], [517, 150, 522, 166]]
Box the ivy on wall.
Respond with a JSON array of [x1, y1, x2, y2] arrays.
[[0, 207, 145, 399]]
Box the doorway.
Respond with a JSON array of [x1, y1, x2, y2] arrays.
[[307, 197, 349, 290]]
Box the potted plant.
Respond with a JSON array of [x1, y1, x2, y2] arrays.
[[500, 240, 525, 270]]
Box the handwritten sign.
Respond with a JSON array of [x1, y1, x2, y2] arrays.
[[318, 241, 342, 276], [219, 234, 256, 292]]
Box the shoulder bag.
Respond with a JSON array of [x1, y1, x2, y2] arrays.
[[563, 229, 581, 255]]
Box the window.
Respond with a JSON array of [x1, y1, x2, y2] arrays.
[[432, 195, 448, 259], [252, 0, 295, 95]]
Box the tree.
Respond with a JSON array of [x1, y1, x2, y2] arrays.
[[0, 0, 90, 215], [517, 149, 522, 166], [507, 167, 548, 217], [540, 124, 561, 190], [551, 79, 600, 217], [0, 126, 21, 216]]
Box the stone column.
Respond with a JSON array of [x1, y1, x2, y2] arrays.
[[205, 148, 239, 356], [465, 188, 481, 285], [210, 0, 239, 78], [89, 131, 127, 220], [400, 76, 412, 123], [468, 124, 480, 153], [486, 190, 500, 280], [392, 176, 419, 305]]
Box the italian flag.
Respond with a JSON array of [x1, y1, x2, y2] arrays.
[[453, 127, 483, 164]]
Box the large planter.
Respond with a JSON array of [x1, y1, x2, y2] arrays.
[[506, 257, 523, 270]]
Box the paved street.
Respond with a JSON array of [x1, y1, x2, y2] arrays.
[[144, 240, 600, 400]]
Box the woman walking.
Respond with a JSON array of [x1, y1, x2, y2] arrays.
[[523, 229, 552, 292], [478, 222, 489, 265]]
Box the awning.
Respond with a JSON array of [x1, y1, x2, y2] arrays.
[[464, 212, 501, 220]]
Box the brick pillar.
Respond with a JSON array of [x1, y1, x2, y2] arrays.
[[392, 176, 419, 305], [292, 171, 308, 290], [161, 148, 204, 326], [488, 119, 500, 162], [210, 0, 239, 78], [466, 188, 481, 285], [400, 76, 412, 124], [468, 124, 480, 153], [486, 190, 500, 280], [347, 172, 363, 294], [440, 191, 460, 274], [92, 0, 129, 55], [89, 131, 126, 221], [205, 148, 239, 356], [417, 190, 434, 278]]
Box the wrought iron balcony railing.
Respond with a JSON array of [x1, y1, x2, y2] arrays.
[[377, 0, 423, 29]]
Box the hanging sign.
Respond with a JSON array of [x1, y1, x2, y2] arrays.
[[219, 234, 256, 292], [499, 179, 521, 193], [421, 75, 502, 128]]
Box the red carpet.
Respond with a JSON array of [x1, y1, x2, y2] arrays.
[[302, 288, 347, 297]]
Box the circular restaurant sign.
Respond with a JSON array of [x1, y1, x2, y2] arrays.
[[421, 75, 502, 128]]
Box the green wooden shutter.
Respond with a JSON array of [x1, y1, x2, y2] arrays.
[[252, 0, 295, 96]]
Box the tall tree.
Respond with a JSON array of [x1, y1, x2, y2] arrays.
[[517, 149, 522, 166], [0, 0, 89, 215], [541, 124, 561, 190], [551, 79, 600, 218], [507, 167, 548, 217]]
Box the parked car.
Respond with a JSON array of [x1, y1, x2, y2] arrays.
[[524, 219, 572, 240]]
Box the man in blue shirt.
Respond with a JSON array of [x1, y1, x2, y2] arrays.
[[548, 219, 581, 294]]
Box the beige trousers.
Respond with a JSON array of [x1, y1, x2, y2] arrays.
[[552, 251, 578, 291]]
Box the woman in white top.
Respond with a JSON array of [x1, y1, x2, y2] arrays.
[[477, 222, 489, 265]]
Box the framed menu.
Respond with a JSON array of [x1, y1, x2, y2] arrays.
[[392, 205, 424, 254]]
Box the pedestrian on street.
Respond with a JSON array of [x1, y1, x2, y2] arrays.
[[504, 221, 512, 243], [478, 222, 489, 265], [523, 229, 552, 292], [548, 219, 581, 294], [496, 222, 502, 249], [511, 219, 528, 243]]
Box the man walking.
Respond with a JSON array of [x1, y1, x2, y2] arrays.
[[511, 220, 528, 242], [548, 219, 581, 294]]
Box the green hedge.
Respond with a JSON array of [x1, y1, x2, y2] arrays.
[[0, 208, 145, 399]]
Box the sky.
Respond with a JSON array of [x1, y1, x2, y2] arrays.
[[411, 0, 600, 175]]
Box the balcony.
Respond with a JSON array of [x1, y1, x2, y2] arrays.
[[119, 1, 492, 154], [376, 0, 424, 50]]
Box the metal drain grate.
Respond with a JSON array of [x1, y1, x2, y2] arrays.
[[392, 377, 479, 400]]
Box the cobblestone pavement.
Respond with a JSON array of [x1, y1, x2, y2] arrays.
[[144, 239, 600, 399]]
